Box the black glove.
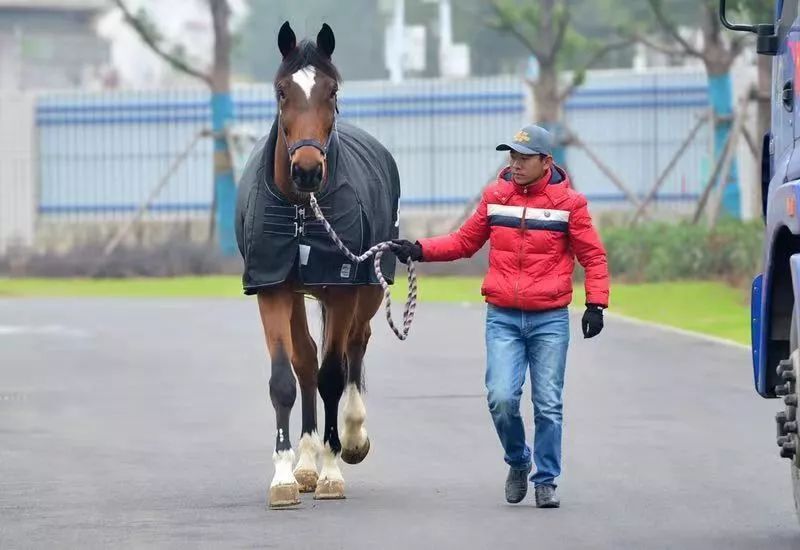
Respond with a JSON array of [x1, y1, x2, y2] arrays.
[[582, 304, 604, 339], [391, 239, 423, 264]]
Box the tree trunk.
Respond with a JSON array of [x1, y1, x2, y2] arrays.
[[531, 63, 567, 165], [701, 2, 741, 219], [707, 70, 740, 219], [209, 0, 237, 256]]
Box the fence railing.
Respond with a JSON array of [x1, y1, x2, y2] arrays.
[[0, 67, 724, 257]]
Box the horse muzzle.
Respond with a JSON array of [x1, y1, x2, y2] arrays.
[[292, 163, 324, 193]]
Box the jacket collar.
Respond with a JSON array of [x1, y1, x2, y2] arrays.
[[514, 167, 552, 194], [500, 165, 568, 190], [496, 165, 571, 206]]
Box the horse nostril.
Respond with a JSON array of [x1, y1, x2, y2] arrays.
[[292, 164, 323, 191]]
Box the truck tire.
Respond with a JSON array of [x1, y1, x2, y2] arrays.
[[792, 309, 800, 523]]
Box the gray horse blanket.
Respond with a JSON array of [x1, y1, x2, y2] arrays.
[[235, 118, 401, 295]]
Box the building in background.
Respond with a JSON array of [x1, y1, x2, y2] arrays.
[[0, 0, 112, 91]]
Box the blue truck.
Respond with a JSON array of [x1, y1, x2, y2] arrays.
[[720, 0, 800, 518]]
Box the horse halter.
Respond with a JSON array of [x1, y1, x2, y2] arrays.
[[278, 98, 339, 161]]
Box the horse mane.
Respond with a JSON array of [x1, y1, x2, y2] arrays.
[[274, 40, 342, 89]]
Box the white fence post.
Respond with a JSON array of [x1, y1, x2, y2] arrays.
[[0, 91, 35, 255]]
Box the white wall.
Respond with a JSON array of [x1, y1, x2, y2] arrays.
[[0, 91, 35, 254]]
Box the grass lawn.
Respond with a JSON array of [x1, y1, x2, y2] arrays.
[[575, 281, 750, 346], [0, 277, 750, 345], [404, 278, 750, 345]]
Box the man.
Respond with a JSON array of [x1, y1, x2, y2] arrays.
[[393, 125, 609, 508]]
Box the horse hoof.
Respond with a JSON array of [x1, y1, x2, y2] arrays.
[[269, 483, 301, 508], [294, 469, 319, 493], [341, 437, 370, 465], [314, 479, 346, 500]]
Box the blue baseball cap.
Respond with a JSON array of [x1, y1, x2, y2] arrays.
[[496, 124, 553, 156]]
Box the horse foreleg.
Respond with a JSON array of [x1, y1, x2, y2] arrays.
[[315, 290, 355, 500], [317, 350, 346, 499], [341, 287, 382, 465], [257, 290, 300, 508], [290, 294, 321, 493], [340, 330, 371, 465]]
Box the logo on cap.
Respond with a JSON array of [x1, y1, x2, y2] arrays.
[[514, 130, 530, 143]]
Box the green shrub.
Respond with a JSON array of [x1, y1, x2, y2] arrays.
[[598, 219, 763, 284]]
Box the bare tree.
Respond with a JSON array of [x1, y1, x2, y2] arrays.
[[635, 0, 749, 218], [112, 0, 238, 255], [486, 0, 631, 162]]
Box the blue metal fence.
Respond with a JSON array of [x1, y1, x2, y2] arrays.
[[564, 69, 710, 209], [36, 77, 526, 220], [32, 69, 712, 243]]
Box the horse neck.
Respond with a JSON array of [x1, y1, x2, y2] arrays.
[[274, 129, 292, 198]]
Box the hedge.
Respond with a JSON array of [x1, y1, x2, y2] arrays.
[[598, 220, 763, 284]]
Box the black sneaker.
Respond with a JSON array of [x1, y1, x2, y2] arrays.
[[535, 484, 560, 508], [505, 465, 531, 504]]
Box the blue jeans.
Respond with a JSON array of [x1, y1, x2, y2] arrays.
[[485, 304, 570, 487]]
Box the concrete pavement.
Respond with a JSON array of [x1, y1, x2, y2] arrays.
[[0, 298, 797, 549]]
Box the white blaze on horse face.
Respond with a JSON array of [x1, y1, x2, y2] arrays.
[[292, 66, 317, 100], [271, 449, 297, 488], [341, 383, 367, 451]]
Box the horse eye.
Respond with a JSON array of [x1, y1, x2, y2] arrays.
[[277, 88, 286, 100], [330, 88, 337, 99]]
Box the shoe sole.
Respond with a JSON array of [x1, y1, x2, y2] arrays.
[[537, 501, 560, 508]]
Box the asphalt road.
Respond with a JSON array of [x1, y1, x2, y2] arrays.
[[1, 298, 799, 549]]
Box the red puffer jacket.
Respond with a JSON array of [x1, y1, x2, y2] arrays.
[[418, 166, 609, 311]]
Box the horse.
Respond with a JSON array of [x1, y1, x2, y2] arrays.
[[234, 21, 401, 508]]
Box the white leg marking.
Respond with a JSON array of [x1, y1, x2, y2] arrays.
[[318, 443, 343, 483], [292, 66, 317, 100], [293, 432, 321, 474], [271, 449, 297, 488], [341, 383, 367, 450]]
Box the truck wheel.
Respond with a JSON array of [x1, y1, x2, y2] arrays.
[[791, 310, 800, 523]]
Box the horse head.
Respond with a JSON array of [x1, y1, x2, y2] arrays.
[[274, 21, 340, 196]]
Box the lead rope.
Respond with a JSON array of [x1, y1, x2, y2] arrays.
[[308, 194, 417, 340]]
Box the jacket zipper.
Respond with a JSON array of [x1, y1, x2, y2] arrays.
[[514, 186, 529, 308]]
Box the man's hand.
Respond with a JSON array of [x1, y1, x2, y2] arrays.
[[582, 304, 604, 338], [391, 239, 423, 264]]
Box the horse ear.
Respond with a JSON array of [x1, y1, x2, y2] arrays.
[[278, 21, 297, 59], [316, 23, 335, 58]]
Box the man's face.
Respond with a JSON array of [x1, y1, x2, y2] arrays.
[[509, 151, 551, 186]]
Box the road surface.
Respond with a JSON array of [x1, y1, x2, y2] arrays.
[[0, 298, 798, 549]]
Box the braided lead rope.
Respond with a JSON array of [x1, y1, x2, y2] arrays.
[[308, 194, 417, 340]]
